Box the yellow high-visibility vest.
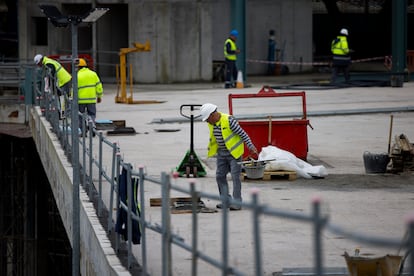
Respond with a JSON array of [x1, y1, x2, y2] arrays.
[[77, 67, 103, 104], [207, 113, 244, 159], [331, 35, 349, 56], [43, 57, 72, 88], [224, 38, 237, 61]]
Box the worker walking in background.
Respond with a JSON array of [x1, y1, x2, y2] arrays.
[[77, 58, 103, 135], [200, 103, 258, 210], [34, 54, 72, 118], [330, 28, 351, 83], [224, 29, 241, 89]]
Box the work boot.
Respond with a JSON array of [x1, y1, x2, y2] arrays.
[[229, 204, 242, 211]]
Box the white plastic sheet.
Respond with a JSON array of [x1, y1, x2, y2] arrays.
[[258, 145, 328, 179]]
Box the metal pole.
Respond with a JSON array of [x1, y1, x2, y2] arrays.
[[92, 0, 97, 70], [231, 0, 246, 80], [139, 166, 148, 274], [126, 164, 133, 268], [252, 191, 263, 276], [391, 0, 407, 87], [161, 172, 172, 276], [409, 217, 414, 276], [190, 181, 198, 276], [221, 186, 229, 276], [312, 198, 323, 276], [71, 20, 80, 276]]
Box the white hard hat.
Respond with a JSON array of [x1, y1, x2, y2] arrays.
[[200, 103, 217, 121], [34, 54, 43, 65], [340, 28, 348, 36]]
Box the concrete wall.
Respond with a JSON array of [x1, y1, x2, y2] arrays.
[[129, 1, 213, 83], [29, 106, 130, 276], [21, 0, 312, 83], [211, 0, 313, 75]]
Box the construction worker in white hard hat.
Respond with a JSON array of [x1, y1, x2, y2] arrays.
[[330, 28, 352, 83], [34, 54, 72, 95], [200, 103, 258, 211], [34, 54, 72, 119], [77, 58, 103, 136]]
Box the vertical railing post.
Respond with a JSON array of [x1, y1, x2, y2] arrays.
[[138, 166, 148, 275], [221, 185, 230, 276], [251, 189, 262, 276], [161, 172, 172, 276], [88, 120, 93, 196], [408, 215, 414, 276], [114, 151, 121, 252], [97, 132, 103, 216], [312, 196, 324, 276], [190, 180, 198, 276], [82, 113, 86, 189], [108, 142, 119, 233], [126, 163, 133, 268]]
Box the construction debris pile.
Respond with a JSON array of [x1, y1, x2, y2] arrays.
[[389, 134, 414, 173]]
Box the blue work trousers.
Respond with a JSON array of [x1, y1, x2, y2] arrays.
[[225, 59, 238, 87], [216, 149, 243, 202]]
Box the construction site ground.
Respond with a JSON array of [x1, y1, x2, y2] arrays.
[[96, 73, 414, 275]]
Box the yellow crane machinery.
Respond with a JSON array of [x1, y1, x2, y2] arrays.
[[115, 41, 155, 104]]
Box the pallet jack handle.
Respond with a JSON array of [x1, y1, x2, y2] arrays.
[[177, 104, 206, 177], [180, 104, 202, 153]]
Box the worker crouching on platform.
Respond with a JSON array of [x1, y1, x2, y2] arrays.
[[77, 58, 103, 135], [200, 103, 258, 210], [34, 54, 72, 119]]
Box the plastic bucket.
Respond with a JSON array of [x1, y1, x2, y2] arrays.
[[363, 152, 390, 173]]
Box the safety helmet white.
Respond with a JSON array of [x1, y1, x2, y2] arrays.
[[340, 28, 348, 36], [200, 103, 217, 121], [34, 54, 43, 65]]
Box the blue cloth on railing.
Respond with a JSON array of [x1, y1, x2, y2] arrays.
[[115, 167, 141, 244]]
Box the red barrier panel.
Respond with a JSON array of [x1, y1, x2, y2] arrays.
[[47, 54, 94, 73], [228, 86, 309, 160]]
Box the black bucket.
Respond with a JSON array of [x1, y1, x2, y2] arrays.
[[363, 151, 390, 174]]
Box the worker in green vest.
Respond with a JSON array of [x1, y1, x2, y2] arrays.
[[224, 29, 241, 89], [34, 54, 72, 119], [200, 103, 258, 210], [77, 58, 103, 135], [330, 28, 351, 83]]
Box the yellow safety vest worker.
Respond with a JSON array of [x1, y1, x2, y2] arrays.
[[77, 67, 103, 104], [207, 113, 244, 159], [224, 38, 237, 61], [42, 56, 72, 88], [331, 35, 349, 56]]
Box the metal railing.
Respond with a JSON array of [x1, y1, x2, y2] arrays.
[[30, 67, 413, 276]]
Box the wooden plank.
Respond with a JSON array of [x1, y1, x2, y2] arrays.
[[263, 170, 297, 181], [150, 196, 200, 207], [241, 170, 297, 181]]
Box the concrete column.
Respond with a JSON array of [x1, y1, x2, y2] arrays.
[[231, 0, 246, 79], [391, 0, 407, 87]]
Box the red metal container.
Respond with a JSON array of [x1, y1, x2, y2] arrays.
[[228, 86, 310, 160], [47, 54, 94, 73]]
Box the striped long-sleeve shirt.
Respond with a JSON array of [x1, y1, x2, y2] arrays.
[[213, 115, 254, 150]]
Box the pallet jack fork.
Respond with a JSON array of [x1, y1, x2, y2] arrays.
[[176, 104, 207, 177]]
